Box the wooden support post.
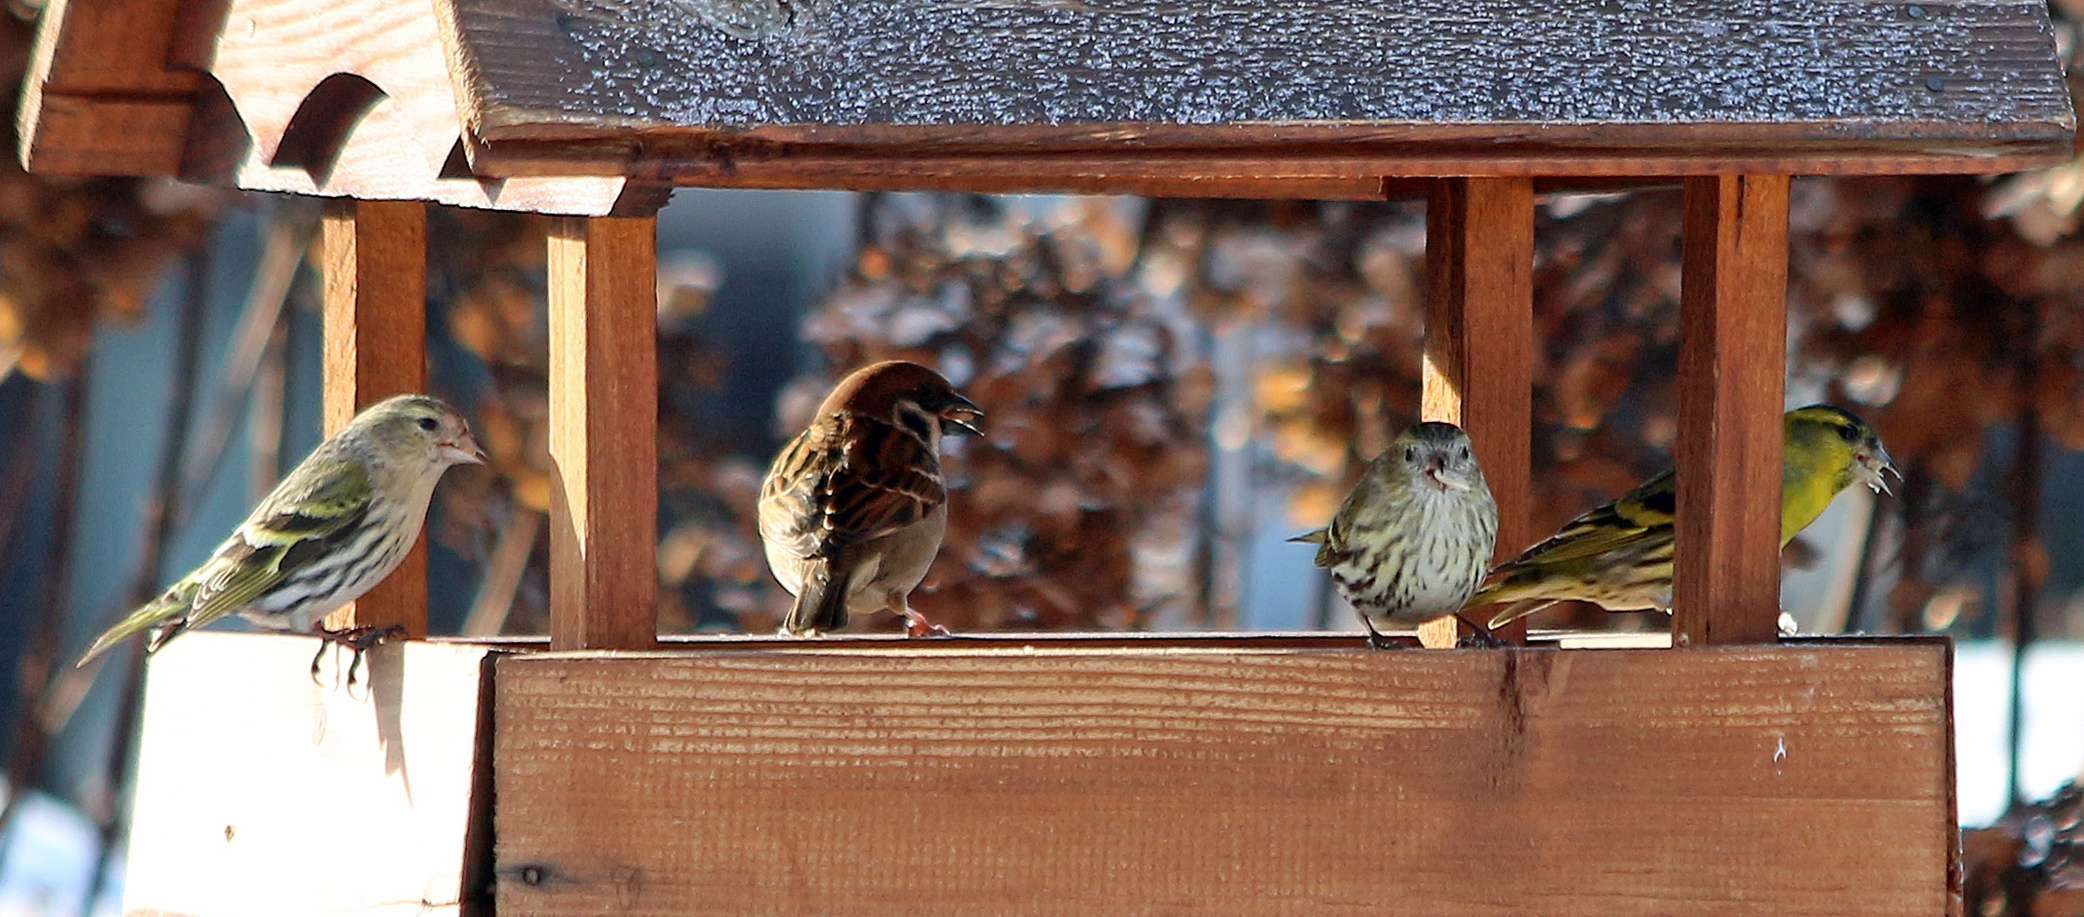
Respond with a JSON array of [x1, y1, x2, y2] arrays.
[[321, 198, 428, 638], [1675, 175, 1790, 646], [547, 216, 659, 651], [1419, 177, 1535, 648]]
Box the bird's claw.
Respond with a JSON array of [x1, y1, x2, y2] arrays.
[[1365, 629, 1399, 651], [309, 624, 407, 688], [1453, 614, 1510, 649], [899, 608, 951, 639]]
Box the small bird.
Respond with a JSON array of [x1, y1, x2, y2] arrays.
[[1290, 421, 1499, 648], [759, 361, 983, 637], [1474, 404, 1897, 630], [76, 394, 485, 680]]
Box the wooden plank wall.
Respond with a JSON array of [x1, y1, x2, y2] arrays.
[[121, 633, 495, 917], [493, 641, 1955, 917]]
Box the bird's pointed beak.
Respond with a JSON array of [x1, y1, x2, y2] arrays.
[[442, 432, 488, 466], [1856, 444, 1898, 496], [941, 394, 984, 437], [1424, 455, 1471, 493]]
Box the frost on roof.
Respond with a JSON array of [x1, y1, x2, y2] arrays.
[[484, 0, 2069, 130]]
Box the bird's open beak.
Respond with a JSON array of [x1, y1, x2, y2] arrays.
[[1855, 444, 1898, 496], [1424, 455, 1471, 493], [442, 433, 488, 466], [941, 395, 984, 437]]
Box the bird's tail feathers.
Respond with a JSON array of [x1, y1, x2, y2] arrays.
[[782, 563, 851, 635], [76, 585, 193, 667], [1485, 599, 1559, 631], [1288, 528, 1340, 567]]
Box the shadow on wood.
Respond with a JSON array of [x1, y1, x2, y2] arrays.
[[122, 632, 496, 917]]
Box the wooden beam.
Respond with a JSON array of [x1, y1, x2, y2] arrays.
[[493, 639, 1954, 917], [472, 140, 2071, 191], [1675, 175, 1789, 646], [15, 0, 195, 175], [322, 198, 429, 638], [122, 632, 493, 917], [1419, 177, 1534, 648], [546, 216, 658, 651]]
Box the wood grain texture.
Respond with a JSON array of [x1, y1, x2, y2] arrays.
[[42, 0, 655, 213], [16, 94, 193, 176], [1421, 178, 1535, 649], [122, 631, 495, 917], [1675, 175, 1790, 646], [440, 629, 1686, 651], [468, 130, 2074, 190], [492, 638, 1954, 917], [29, 0, 194, 94], [442, 0, 2070, 175], [15, 0, 194, 175], [322, 198, 430, 637], [546, 216, 658, 650]]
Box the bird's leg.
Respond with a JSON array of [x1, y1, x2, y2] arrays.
[[891, 597, 950, 638], [1362, 618, 1396, 651], [309, 623, 407, 687], [1452, 613, 1509, 649]]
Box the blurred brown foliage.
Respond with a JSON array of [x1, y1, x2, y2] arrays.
[[0, 13, 224, 382], [1965, 783, 2084, 917], [786, 196, 1216, 631]]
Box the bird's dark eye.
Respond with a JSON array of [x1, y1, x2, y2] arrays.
[[1457, 446, 1469, 462], [1404, 446, 1418, 463], [1836, 423, 1859, 443], [417, 417, 439, 432]]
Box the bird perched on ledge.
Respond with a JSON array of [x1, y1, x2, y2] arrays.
[[1471, 404, 1896, 631], [76, 394, 485, 682], [759, 360, 984, 637], [1291, 421, 1499, 648]]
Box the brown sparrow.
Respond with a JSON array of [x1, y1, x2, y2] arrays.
[[758, 360, 983, 636]]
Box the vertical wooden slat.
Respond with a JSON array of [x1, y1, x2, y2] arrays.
[[321, 198, 428, 638], [1418, 177, 1535, 648], [547, 216, 659, 651], [1675, 174, 1790, 646]]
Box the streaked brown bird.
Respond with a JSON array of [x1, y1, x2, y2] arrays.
[[758, 360, 983, 636], [1291, 421, 1499, 648]]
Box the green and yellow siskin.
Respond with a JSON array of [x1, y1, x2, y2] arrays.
[[1291, 421, 1500, 647], [1472, 404, 1896, 630], [76, 394, 485, 671]]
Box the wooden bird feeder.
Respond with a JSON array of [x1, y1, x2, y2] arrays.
[[22, 0, 2071, 914]]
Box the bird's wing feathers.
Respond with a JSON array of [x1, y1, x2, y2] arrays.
[[1499, 470, 1673, 568], [186, 462, 374, 627], [760, 413, 944, 560], [758, 431, 828, 561], [821, 416, 943, 549]]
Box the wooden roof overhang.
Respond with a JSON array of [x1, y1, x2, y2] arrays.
[[19, 0, 2075, 209]]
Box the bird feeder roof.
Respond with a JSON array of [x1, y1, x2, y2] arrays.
[[18, 0, 2077, 213]]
